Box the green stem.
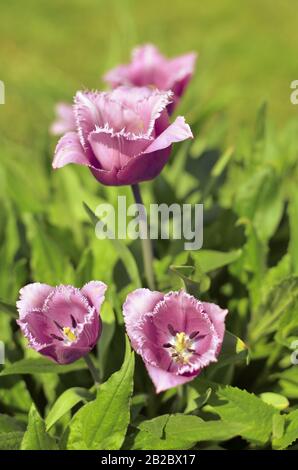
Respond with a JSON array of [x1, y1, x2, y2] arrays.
[[131, 184, 155, 290], [84, 355, 100, 386]]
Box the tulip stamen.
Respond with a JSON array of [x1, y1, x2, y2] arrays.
[[165, 331, 196, 365], [50, 333, 63, 342], [62, 326, 77, 343]]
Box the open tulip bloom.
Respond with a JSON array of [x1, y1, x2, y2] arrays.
[[104, 44, 197, 114], [52, 86, 193, 186], [123, 289, 228, 393], [17, 281, 107, 364]]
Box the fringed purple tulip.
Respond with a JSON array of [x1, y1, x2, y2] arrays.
[[52, 86, 192, 186], [17, 281, 107, 364], [50, 102, 76, 136], [104, 44, 197, 114], [123, 289, 227, 393]]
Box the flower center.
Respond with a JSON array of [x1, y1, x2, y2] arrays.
[[163, 327, 205, 366], [174, 332, 190, 353], [63, 327, 77, 343], [163, 331, 193, 365]]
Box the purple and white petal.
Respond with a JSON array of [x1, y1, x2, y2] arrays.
[[53, 132, 91, 169]]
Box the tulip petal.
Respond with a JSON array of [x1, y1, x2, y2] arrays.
[[43, 285, 90, 326], [143, 116, 193, 154], [104, 45, 197, 113], [146, 363, 197, 393], [18, 311, 58, 348], [203, 302, 228, 345], [74, 91, 104, 148], [17, 283, 53, 320], [53, 132, 91, 169], [115, 116, 192, 185], [40, 344, 90, 365], [166, 53, 197, 90], [123, 288, 164, 350], [74, 306, 101, 350], [81, 281, 107, 313], [88, 128, 151, 171]]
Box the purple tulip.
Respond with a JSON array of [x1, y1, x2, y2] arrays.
[[104, 44, 197, 114], [123, 289, 227, 393], [17, 281, 107, 364], [50, 102, 76, 136], [52, 86, 192, 186]]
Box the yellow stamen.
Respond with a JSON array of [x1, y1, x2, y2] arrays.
[[175, 332, 188, 353], [171, 332, 193, 364], [63, 327, 77, 343]]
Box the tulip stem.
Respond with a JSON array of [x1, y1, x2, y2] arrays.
[[131, 184, 155, 290], [84, 355, 100, 385]]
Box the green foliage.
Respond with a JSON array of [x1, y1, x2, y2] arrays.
[[66, 338, 134, 450], [0, 358, 87, 376], [21, 404, 58, 450], [45, 388, 94, 431], [129, 414, 242, 450], [209, 386, 278, 446]]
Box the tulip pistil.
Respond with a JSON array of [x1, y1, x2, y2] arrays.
[[163, 331, 195, 365], [63, 327, 77, 343]]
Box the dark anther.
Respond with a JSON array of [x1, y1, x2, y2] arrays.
[[71, 315, 77, 328], [196, 334, 207, 340], [50, 334, 63, 341], [189, 330, 200, 339], [187, 348, 196, 353], [54, 320, 63, 331], [171, 353, 178, 358], [163, 343, 173, 348], [168, 324, 177, 336]]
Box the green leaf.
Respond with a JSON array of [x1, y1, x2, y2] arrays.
[[259, 392, 289, 411], [170, 250, 242, 295], [191, 249, 242, 274], [130, 414, 243, 450], [46, 388, 94, 431], [23, 214, 75, 285], [83, 202, 141, 288], [169, 263, 210, 294], [0, 358, 87, 376], [272, 410, 298, 449], [211, 386, 278, 445], [75, 248, 94, 285], [21, 404, 58, 450], [67, 337, 134, 450], [0, 379, 32, 412], [0, 431, 24, 450], [272, 367, 298, 399], [288, 189, 298, 274], [249, 276, 298, 343], [0, 414, 25, 433], [185, 387, 212, 414], [235, 165, 283, 243], [97, 300, 115, 377]]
